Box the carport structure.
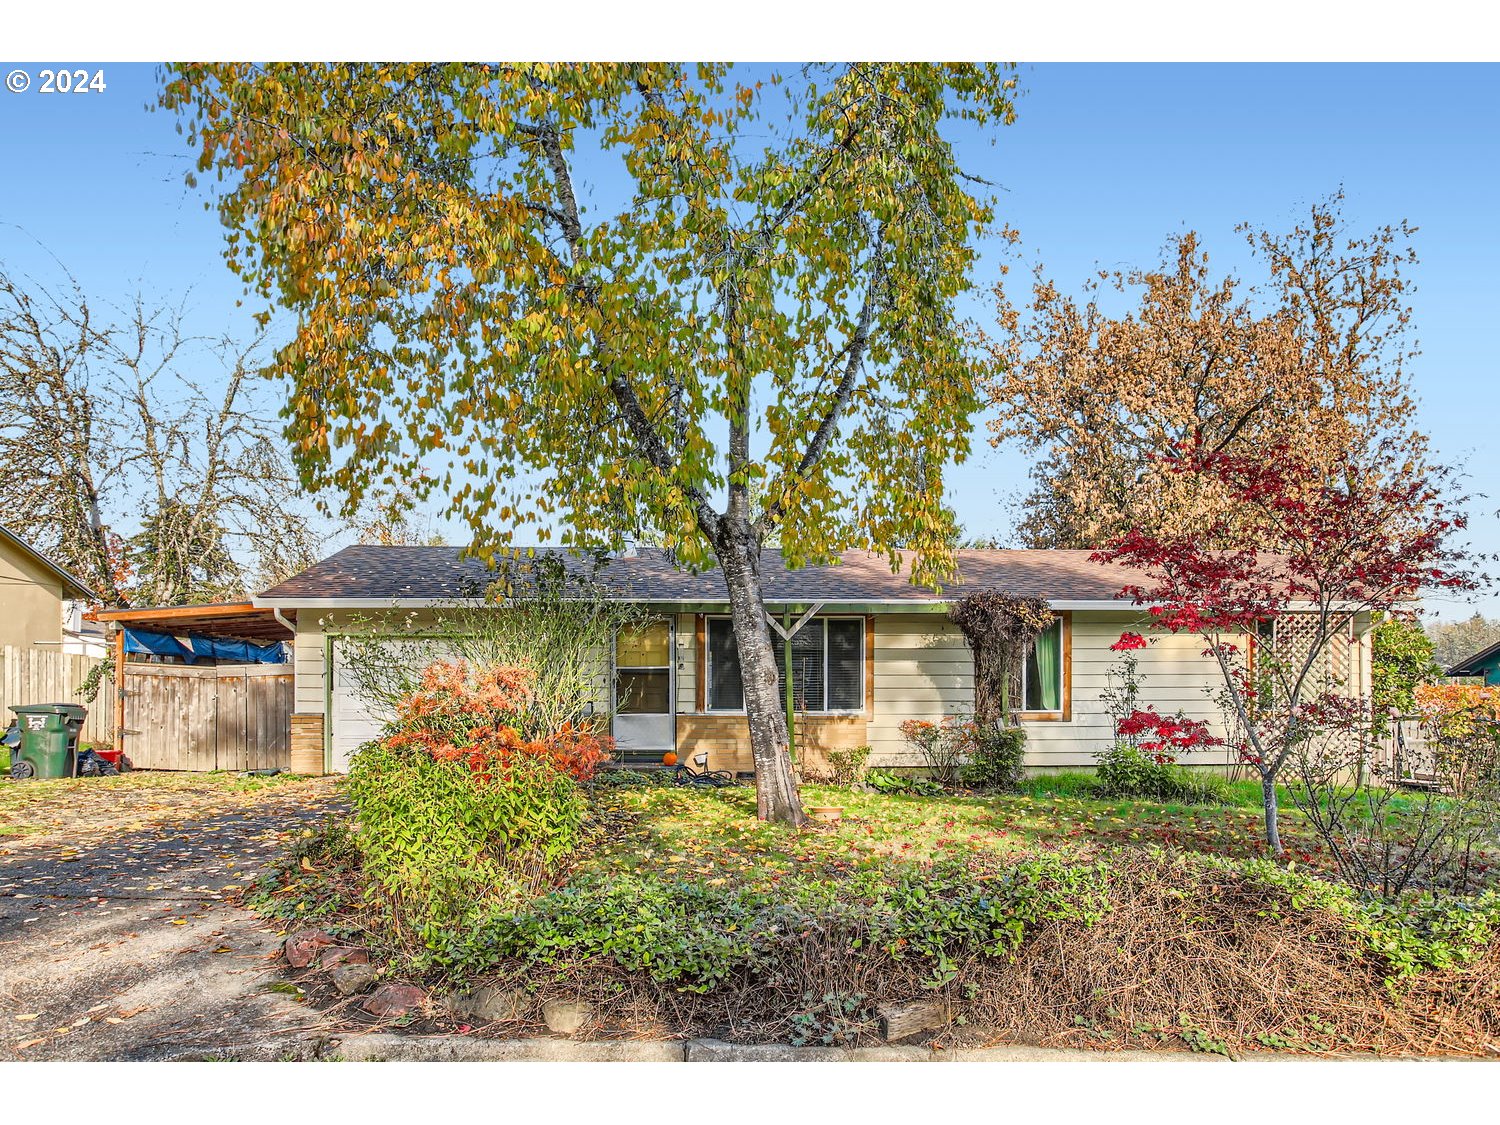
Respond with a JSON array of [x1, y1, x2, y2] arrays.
[[89, 603, 296, 771]]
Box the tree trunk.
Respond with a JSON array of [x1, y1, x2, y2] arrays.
[[714, 519, 807, 827], [1261, 772, 1283, 856]]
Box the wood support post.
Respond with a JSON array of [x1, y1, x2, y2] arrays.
[[112, 625, 126, 757]]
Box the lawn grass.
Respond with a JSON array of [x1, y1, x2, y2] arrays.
[[1016, 768, 1293, 808], [586, 777, 1342, 890]]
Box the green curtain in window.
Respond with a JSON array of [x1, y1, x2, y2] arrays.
[[1034, 621, 1061, 711]]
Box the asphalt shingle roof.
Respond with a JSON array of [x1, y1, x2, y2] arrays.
[[255, 546, 1141, 606]]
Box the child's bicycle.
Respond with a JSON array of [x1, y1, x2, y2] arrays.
[[664, 753, 737, 788]]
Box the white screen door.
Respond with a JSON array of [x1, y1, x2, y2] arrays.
[[612, 619, 674, 761]]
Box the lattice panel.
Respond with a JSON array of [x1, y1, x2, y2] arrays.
[[1267, 613, 1356, 698]]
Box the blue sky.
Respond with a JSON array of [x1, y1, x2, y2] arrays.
[[1, 62, 1496, 616]]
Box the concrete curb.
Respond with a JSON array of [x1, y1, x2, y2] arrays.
[[685, 1040, 935, 1062], [157, 1034, 1236, 1062], [153, 1032, 1465, 1062], [331, 1035, 687, 1062]]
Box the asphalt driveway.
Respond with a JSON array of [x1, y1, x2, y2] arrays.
[[0, 775, 342, 1060]]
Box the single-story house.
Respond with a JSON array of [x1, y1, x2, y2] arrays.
[[252, 545, 1375, 776], [0, 524, 98, 651], [1447, 641, 1500, 686]]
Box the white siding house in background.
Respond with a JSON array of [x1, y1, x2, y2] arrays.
[[62, 601, 110, 657], [254, 546, 1373, 776]]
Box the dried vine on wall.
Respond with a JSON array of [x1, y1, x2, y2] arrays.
[[949, 592, 1055, 727]]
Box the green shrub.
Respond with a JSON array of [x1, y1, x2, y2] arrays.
[[823, 744, 872, 786], [438, 855, 1111, 992], [452, 873, 765, 989], [961, 726, 1027, 790], [1095, 742, 1168, 797], [1095, 743, 1228, 805], [346, 738, 585, 934], [1198, 851, 1500, 977], [1356, 891, 1500, 976], [876, 856, 1110, 985], [866, 769, 946, 797]]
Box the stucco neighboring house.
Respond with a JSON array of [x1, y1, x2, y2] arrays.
[[251, 545, 1376, 776], [0, 524, 99, 650]]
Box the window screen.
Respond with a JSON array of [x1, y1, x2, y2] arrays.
[[706, 617, 864, 713], [826, 618, 864, 711], [706, 618, 744, 711], [616, 670, 670, 714]]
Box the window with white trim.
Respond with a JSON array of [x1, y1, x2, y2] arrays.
[[705, 616, 864, 713], [1020, 618, 1064, 713]]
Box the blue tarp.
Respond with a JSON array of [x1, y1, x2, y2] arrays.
[[122, 627, 289, 665]]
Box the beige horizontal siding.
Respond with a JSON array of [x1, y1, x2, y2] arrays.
[[294, 616, 326, 715], [1021, 616, 1238, 768], [295, 604, 1370, 776], [867, 611, 1249, 769], [868, 616, 971, 765], [675, 613, 696, 713]]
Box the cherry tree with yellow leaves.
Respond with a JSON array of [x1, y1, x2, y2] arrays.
[[161, 63, 1018, 825]]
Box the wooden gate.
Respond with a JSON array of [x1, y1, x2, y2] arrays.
[[122, 664, 293, 771]]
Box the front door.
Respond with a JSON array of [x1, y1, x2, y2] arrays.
[[612, 618, 675, 765]]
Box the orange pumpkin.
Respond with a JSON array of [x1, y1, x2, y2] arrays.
[[661, 752, 678, 767]]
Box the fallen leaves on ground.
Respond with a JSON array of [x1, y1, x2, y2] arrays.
[[0, 772, 338, 845]]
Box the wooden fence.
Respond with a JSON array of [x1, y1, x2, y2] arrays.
[[122, 663, 293, 771], [0, 645, 113, 744], [1385, 713, 1437, 784]]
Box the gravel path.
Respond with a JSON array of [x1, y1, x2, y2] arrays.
[[0, 777, 342, 1060]]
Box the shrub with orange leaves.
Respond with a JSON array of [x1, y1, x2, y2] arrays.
[[1413, 682, 1500, 801], [1415, 683, 1500, 739], [348, 658, 610, 933], [385, 659, 611, 782]]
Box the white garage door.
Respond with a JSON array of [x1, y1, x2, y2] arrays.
[[329, 637, 458, 772], [331, 642, 388, 772]]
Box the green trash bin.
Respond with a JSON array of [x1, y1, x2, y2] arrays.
[[9, 703, 88, 780]]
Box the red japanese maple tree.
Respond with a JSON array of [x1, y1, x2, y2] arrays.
[[1092, 437, 1473, 853]]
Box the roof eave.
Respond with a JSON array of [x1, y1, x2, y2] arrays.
[[254, 595, 1159, 613], [1447, 639, 1500, 677]]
